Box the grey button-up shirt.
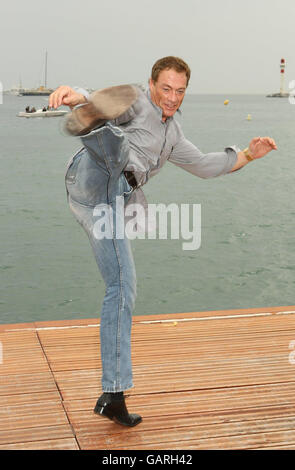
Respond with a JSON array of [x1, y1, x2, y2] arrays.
[[75, 85, 239, 185], [72, 86, 240, 220]]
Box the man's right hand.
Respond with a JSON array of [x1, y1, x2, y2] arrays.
[[49, 86, 87, 109]]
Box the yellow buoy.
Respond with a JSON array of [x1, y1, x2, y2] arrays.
[[247, 114, 252, 121], [166, 321, 178, 326], [224, 99, 229, 105]]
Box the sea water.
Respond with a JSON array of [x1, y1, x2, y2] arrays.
[[0, 93, 294, 324]]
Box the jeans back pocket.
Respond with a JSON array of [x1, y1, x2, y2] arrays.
[[65, 149, 83, 184]]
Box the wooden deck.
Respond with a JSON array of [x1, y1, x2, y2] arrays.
[[1, 305, 295, 450]]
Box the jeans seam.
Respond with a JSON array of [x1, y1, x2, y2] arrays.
[[96, 133, 114, 208], [112, 233, 124, 391], [97, 133, 112, 175]]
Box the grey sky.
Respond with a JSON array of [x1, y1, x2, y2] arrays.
[[1, 0, 295, 94]]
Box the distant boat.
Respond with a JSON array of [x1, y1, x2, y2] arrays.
[[18, 108, 67, 118], [18, 86, 54, 97], [17, 51, 54, 96], [266, 92, 289, 98]]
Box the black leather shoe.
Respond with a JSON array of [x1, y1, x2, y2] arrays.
[[64, 84, 138, 136], [94, 393, 142, 427]]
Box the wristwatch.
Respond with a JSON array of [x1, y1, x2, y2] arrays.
[[243, 147, 254, 161]]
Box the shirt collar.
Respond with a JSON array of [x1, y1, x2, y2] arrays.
[[145, 88, 182, 120]]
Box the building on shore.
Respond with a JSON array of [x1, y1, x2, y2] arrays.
[[266, 58, 289, 97]]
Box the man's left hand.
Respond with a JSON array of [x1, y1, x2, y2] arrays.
[[249, 136, 277, 159]]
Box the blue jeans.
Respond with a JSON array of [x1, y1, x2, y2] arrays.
[[65, 123, 136, 392]]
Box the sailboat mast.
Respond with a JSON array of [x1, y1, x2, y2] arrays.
[[45, 50, 47, 88]]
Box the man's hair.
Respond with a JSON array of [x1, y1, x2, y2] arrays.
[[151, 56, 191, 86]]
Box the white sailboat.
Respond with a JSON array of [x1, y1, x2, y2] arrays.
[[17, 50, 68, 117], [17, 51, 54, 96]]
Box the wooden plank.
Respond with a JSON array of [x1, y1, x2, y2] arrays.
[[0, 391, 61, 407], [57, 367, 295, 401], [0, 400, 67, 418], [0, 322, 36, 332], [130, 305, 295, 323], [38, 339, 295, 360], [67, 399, 295, 426], [0, 438, 79, 450], [72, 404, 295, 434], [81, 430, 295, 450], [255, 443, 295, 449], [63, 382, 295, 414], [0, 424, 74, 445], [0, 372, 57, 396], [0, 363, 51, 375], [77, 418, 295, 450], [0, 408, 69, 431]]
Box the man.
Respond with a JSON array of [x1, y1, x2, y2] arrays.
[[49, 56, 277, 427]]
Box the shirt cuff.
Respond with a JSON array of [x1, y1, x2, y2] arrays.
[[73, 86, 90, 101], [224, 145, 241, 173]]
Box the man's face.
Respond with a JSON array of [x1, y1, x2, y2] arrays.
[[149, 68, 187, 121]]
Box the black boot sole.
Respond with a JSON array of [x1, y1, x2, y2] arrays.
[[64, 84, 138, 136]]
